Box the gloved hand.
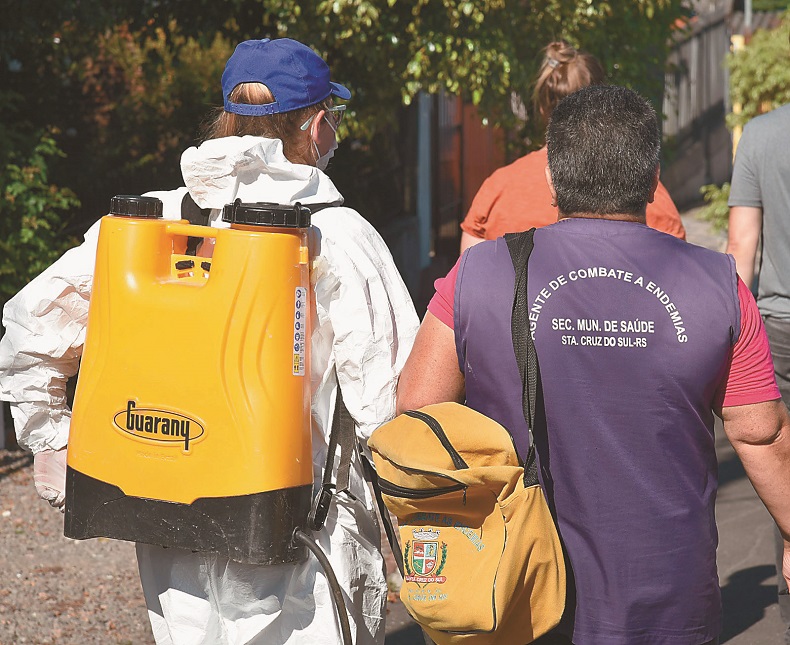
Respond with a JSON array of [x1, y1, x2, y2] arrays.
[[33, 447, 68, 512]]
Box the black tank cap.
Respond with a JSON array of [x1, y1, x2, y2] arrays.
[[221, 200, 311, 228], [110, 195, 163, 219]]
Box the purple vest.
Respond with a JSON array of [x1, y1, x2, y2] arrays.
[[455, 219, 740, 645]]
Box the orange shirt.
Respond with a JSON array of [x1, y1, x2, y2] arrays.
[[461, 146, 686, 240]]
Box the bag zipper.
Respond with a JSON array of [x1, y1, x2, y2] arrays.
[[378, 477, 467, 504], [404, 409, 469, 470]]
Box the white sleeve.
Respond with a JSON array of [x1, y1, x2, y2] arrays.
[[312, 208, 419, 442], [144, 187, 189, 219], [0, 220, 102, 453]]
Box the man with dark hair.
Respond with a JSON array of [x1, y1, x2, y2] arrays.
[[397, 85, 790, 645], [546, 85, 660, 216]]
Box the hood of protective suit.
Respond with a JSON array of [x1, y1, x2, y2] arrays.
[[180, 135, 344, 210]]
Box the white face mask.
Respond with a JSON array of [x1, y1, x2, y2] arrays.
[[313, 116, 338, 171]]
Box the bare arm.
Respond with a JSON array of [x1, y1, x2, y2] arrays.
[[727, 206, 762, 289], [396, 312, 465, 414], [460, 231, 484, 255], [721, 399, 790, 586]]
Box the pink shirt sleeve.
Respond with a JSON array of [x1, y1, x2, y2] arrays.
[[427, 258, 461, 328], [719, 278, 781, 407]]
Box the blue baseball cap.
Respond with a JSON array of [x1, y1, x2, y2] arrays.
[[222, 38, 351, 117]]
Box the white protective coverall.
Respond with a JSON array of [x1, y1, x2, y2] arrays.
[[0, 135, 419, 645]]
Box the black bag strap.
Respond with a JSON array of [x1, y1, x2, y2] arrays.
[[308, 371, 357, 531], [505, 228, 540, 488], [359, 450, 405, 575]]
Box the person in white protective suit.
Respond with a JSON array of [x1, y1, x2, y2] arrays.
[[0, 37, 419, 645]]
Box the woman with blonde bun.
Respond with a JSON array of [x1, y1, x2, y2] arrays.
[[459, 41, 685, 254]]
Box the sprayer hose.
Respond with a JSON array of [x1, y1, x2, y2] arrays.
[[293, 529, 353, 645]]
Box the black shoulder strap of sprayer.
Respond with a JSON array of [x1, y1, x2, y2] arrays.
[[180, 192, 212, 256], [505, 228, 541, 489], [300, 202, 338, 213], [180, 192, 338, 255], [308, 371, 356, 532], [309, 377, 425, 636]]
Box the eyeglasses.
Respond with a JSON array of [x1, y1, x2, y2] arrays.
[[299, 104, 346, 131]]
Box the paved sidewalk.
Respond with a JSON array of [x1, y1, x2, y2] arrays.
[[384, 208, 788, 644]]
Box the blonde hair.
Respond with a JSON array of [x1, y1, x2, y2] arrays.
[[532, 41, 606, 127], [202, 83, 332, 164]]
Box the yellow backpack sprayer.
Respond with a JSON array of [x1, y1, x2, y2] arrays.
[[65, 194, 312, 561]]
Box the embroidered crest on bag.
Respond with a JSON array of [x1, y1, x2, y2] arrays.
[[404, 528, 448, 585]]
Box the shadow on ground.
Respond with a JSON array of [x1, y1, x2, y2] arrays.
[[717, 447, 747, 489], [0, 448, 32, 483], [721, 565, 777, 643], [385, 623, 425, 644]]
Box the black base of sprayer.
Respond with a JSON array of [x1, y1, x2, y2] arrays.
[[64, 466, 312, 566]]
